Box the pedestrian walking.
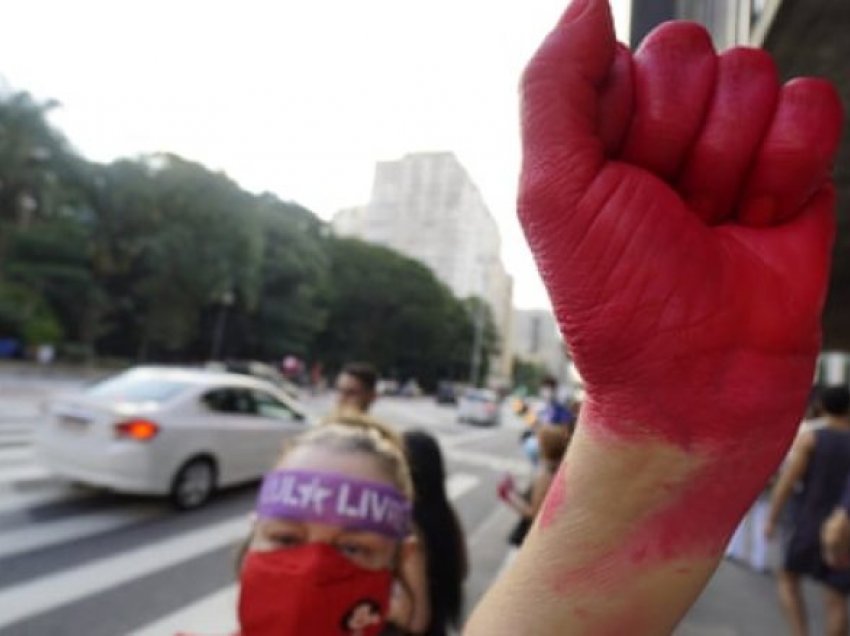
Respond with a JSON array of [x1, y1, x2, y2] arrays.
[[335, 362, 379, 413], [521, 376, 574, 465], [500, 425, 570, 549], [766, 386, 850, 636]]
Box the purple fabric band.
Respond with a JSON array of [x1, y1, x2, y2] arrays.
[[256, 470, 412, 538]]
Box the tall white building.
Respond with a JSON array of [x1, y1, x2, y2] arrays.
[[512, 309, 568, 380], [332, 152, 514, 382]]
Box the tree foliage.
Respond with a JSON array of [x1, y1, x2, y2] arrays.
[[0, 89, 498, 386]]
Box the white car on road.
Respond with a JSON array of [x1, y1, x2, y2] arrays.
[[457, 388, 501, 426], [34, 366, 311, 509]]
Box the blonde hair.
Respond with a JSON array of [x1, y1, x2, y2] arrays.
[[281, 420, 414, 500], [320, 407, 404, 449], [238, 420, 414, 572]]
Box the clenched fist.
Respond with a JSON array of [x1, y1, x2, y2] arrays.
[[468, 1, 843, 633], [522, 0, 841, 455]]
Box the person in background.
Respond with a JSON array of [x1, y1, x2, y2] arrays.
[[521, 376, 574, 465], [795, 385, 828, 439], [501, 425, 570, 550], [402, 430, 468, 636], [336, 362, 379, 413], [766, 386, 850, 636], [231, 423, 423, 636], [319, 412, 431, 634]]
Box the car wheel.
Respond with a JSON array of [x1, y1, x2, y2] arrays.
[[170, 457, 216, 510]]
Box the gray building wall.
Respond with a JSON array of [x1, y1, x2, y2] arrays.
[[630, 0, 778, 49], [332, 152, 515, 382]]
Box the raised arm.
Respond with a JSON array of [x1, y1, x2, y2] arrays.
[[466, 0, 842, 633]]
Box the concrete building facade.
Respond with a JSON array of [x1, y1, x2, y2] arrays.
[[332, 152, 514, 382], [630, 0, 779, 48], [512, 309, 568, 381]]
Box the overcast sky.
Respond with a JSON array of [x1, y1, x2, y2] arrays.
[[0, 0, 630, 309]]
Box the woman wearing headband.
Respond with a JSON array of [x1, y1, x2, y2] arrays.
[[238, 424, 421, 636]]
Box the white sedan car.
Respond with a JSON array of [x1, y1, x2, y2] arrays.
[[457, 388, 501, 426], [34, 366, 311, 509]]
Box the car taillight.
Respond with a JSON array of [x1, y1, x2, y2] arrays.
[[114, 419, 160, 441]]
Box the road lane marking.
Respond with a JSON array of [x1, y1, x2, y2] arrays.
[[0, 426, 34, 437], [444, 448, 530, 476], [468, 503, 514, 549], [128, 584, 239, 636], [440, 429, 500, 448], [446, 473, 480, 500], [0, 506, 164, 559], [0, 429, 34, 450], [0, 485, 88, 515], [0, 464, 51, 488], [0, 447, 35, 465], [0, 514, 251, 629]]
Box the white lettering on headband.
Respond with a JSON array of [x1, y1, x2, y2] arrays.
[[256, 470, 412, 538]]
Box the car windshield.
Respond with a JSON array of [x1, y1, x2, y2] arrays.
[[85, 373, 191, 404]]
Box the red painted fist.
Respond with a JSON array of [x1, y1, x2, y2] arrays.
[[520, 0, 842, 475]]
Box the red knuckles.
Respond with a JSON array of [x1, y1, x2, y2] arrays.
[[620, 22, 718, 181], [519, 0, 841, 465], [738, 78, 843, 227], [678, 47, 780, 224]]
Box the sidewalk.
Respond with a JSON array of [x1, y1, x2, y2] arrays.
[[678, 559, 825, 635]]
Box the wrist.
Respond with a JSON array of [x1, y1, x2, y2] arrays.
[[535, 418, 761, 590], [469, 421, 732, 635]]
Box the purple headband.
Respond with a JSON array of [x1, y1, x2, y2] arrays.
[[256, 469, 412, 539]]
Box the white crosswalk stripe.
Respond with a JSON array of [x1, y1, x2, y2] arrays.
[[0, 462, 51, 487], [0, 483, 88, 515], [0, 514, 252, 629], [0, 428, 33, 450], [0, 446, 35, 464], [0, 506, 164, 559], [128, 584, 239, 636]]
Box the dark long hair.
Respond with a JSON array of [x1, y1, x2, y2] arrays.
[[403, 430, 467, 634]]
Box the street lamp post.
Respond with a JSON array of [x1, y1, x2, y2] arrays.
[[469, 256, 492, 388], [470, 300, 485, 387], [210, 290, 235, 361]]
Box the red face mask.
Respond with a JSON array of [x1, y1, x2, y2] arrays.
[[238, 543, 393, 636]]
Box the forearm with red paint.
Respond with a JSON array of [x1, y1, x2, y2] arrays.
[[466, 0, 842, 632]]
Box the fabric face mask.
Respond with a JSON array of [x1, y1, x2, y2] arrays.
[[239, 542, 393, 636]]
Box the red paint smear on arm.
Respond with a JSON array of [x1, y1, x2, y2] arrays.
[[539, 464, 568, 530]]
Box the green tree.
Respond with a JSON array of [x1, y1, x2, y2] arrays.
[[314, 237, 477, 389], [512, 357, 549, 394], [134, 155, 263, 358], [246, 194, 329, 359], [463, 296, 500, 386]]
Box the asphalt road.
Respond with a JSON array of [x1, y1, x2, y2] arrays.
[[0, 371, 830, 635]]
